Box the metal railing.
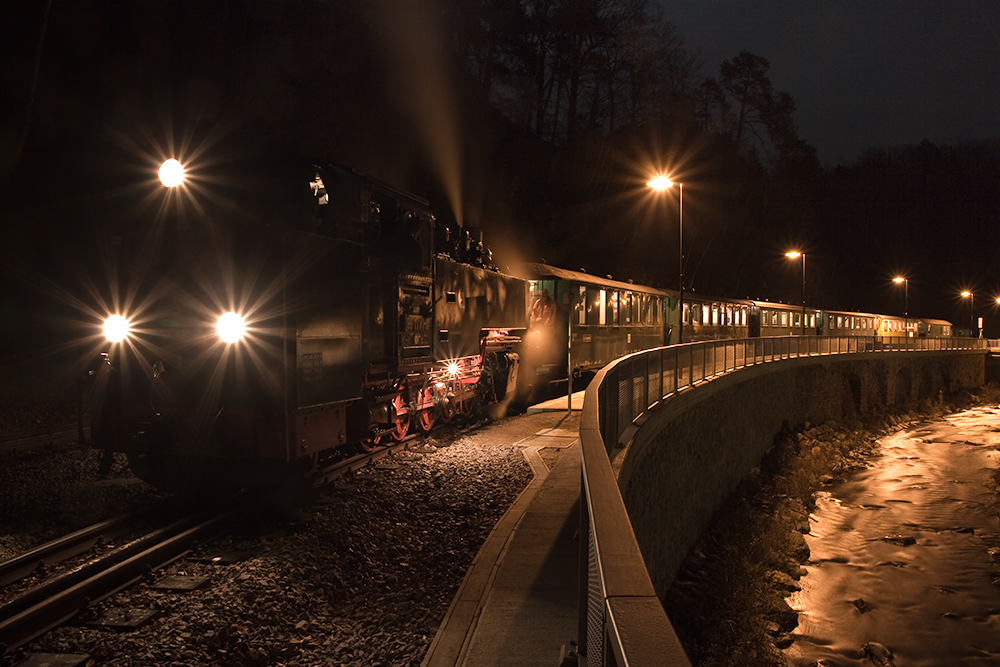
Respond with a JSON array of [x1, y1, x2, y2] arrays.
[[577, 335, 985, 666]]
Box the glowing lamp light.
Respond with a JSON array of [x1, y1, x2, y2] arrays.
[[158, 158, 185, 187], [103, 314, 129, 343], [646, 175, 674, 190], [961, 291, 972, 298], [785, 251, 802, 259], [447, 361, 460, 377], [217, 312, 246, 343]]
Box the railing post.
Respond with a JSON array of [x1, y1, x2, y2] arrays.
[[642, 353, 650, 412]]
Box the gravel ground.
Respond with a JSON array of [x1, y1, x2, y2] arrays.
[[0, 402, 556, 666]]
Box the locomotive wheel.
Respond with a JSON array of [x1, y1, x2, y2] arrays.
[[417, 409, 436, 433], [389, 393, 409, 441], [459, 396, 476, 418], [358, 435, 380, 453], [439, 399, 456, 424]]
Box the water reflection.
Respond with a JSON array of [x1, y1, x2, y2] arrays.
[[785, 405, 1000, 666]]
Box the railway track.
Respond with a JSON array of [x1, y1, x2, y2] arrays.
[[0, 438, 417, 657], [0, 424, 86, 456]]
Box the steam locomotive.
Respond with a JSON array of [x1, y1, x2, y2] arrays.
[[80, 158, 950, 490], [83, 160, 537, 489]]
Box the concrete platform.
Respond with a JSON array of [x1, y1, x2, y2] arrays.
[[423, 418, 581, 667], [526, 390, 585, 414]]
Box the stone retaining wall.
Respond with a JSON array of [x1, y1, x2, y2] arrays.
[[614, 351, 986, 598]]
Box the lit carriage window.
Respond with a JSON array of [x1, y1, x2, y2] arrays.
[[610, 291, 619, 325], [599, 290, 607, 326], [624, 293, 632, 324], [794, 312, 800, 326], [579, 286, 587, 325], [726, 306, 733, 325], [780, 312, 787, 327], [810, 314, 816, 328]]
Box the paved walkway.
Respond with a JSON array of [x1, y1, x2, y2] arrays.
[[423, 398, 583, 667]]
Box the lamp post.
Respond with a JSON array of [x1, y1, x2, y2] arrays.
[[961, 290, 974, 337], [647, 175, 683, 343], [893, 276, 908, 336], [785, 251, 806, 335]]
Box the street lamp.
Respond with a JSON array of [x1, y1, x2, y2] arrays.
[[961, 290, 974, 337], [785, 251, 806, 335], [158, 158, 185, 187], [893, 276, 908, 336], [647, 175, 683, 343]]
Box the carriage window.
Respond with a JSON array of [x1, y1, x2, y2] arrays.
[[809, 314, 816, 328], [599, 290, 607, 326], [587, 287, 601, 326], [726, 306, 733, 326], [579, 286, 587, 325], [623, 293, 632, 324], [610, 291, 620, 325], [683, 302, 691, 325], [653, 297, 660, 324]]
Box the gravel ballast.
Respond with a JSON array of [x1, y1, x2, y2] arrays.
[[1, 409, 559, 666]]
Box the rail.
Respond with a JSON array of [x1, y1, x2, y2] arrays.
[[577, 335, 985, 666]]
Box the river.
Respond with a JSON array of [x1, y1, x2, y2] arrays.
[[784, 404, 1000, 666]]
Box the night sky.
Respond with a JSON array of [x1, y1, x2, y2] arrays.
[[1, 1, 997, 347], [664, 0, 1000, 166]]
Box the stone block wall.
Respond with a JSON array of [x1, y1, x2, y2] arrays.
[[614, 351, 986, 598]]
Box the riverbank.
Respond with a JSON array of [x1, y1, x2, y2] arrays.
[[662, 385, 1000, 667]]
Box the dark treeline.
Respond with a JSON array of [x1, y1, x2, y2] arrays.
[[2, 0, 997, 339]]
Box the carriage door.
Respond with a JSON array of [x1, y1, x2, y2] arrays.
[[748, 306, 762, 337]]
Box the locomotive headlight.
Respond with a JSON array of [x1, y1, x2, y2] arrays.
[[217, 312, 246, 343], [158, 158, 185, 187], [103, 314, 130, 343]]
